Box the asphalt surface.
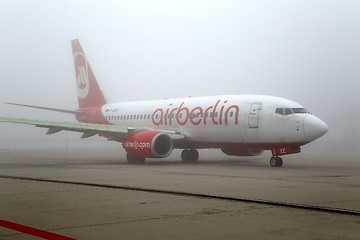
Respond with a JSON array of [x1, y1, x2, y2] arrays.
[[0, 148, 359, 239]]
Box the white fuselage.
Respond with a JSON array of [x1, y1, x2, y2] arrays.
[[100, 95, 327, 150]]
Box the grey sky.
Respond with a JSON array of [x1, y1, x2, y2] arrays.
[[0, 0, 359, 139]]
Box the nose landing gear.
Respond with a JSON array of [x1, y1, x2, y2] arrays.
[[270, 156, 283, 167], [270, 146, 301, 167]]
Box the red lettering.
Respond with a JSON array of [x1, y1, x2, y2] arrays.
[[219, 100, 228, 125], [212, 100, 221, 125], [164, 104, 172, 125], [203, 105, 213, 125], [225, 105, 239, 125], [151, 108, 164, 126], [151, 100, 240, 127], [176, 102, 189, 125], [190, 106, 203, 125], [169, 107, 178, 125]]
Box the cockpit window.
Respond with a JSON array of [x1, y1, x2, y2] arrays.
[[291, 108, 307, 114], [275, 108, 284, 115], [276, 107, 308, 116], [284, 108, 293, 115]]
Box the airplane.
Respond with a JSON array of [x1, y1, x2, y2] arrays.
[[0, 39, 328, 167]]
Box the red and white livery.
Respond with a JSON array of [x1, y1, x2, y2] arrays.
[[0, 40, 328, 167]]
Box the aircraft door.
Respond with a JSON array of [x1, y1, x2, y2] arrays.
[[248, 102, 262, 128]]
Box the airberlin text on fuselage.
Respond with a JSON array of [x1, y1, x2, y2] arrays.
[[151, 100, 239, 126]]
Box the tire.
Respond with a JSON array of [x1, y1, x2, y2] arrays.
[[270, 156, 283, 167], [181, 150, 191, 163], [189, 149, 199, 162], [127, 154, 145, 164], [181, 149, 199, 163], [270, 156, 278, 167]]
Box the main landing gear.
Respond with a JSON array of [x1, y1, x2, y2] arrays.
[[270, 156, 283, 167], [181, 149, 199, 163], [126, 154, 146, 164]]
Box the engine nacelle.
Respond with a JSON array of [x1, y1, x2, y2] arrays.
[[221, 148, 264, 156], [123, 131, 173, 158]]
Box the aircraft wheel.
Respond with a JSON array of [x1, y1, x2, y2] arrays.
[[127, 154, 145, 164], [135, 157, 146, 164], [270, 156, 283, 167], [189, 149, 199, 162], [181, 150, 191, 163], [181, 149, 199, 163], [127, 154, 135, 164]]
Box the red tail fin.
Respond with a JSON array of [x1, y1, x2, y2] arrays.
[[71, 39, 106, 109]]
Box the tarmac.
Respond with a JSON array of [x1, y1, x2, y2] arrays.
[[0, 148, 359, 239]]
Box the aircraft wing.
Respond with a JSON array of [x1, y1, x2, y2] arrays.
[[4, 102, 81, 115], [0, 117, 186, 142]]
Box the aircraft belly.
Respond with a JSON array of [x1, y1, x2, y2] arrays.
[[181, 125, 243, 144]]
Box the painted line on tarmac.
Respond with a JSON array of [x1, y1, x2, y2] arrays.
[[0, 219, 75, 239]]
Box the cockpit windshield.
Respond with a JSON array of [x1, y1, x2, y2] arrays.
[[275, 108, 307, 116], [291, 108, 308, 114]]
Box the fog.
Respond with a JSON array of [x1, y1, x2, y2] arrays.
[[0, 0, 359, 149]]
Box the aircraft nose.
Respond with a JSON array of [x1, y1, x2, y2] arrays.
[[303, 115, 328, 141]]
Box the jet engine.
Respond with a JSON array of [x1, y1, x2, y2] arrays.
[[221, 148, 264, 156], [123, 131, 173, 158]]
